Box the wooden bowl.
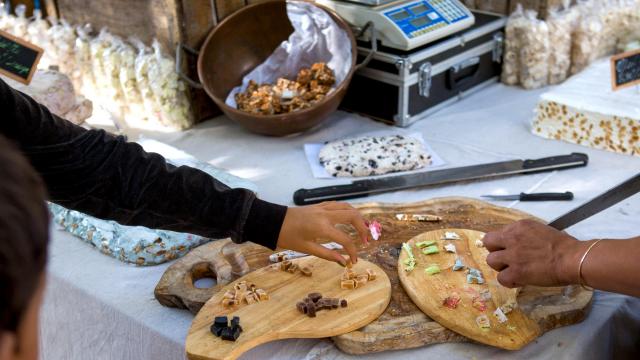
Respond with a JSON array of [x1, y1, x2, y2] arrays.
[[197, 0, 357, 136]]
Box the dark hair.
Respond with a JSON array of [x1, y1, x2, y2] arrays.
[[0, 135, 49, 332]]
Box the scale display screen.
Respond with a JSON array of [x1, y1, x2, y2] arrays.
[[410, 4, 429, 14], [410, 16, 431, 27], [390, 10, 411, 21]]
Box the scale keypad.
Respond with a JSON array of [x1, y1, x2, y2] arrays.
[[431, 0, 467, 22]]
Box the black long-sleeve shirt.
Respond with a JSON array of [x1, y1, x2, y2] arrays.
[[0, 78, 287, 250]]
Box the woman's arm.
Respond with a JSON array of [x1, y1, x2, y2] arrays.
[[0, 79, 368, 261], [483, 219, 640, 297]]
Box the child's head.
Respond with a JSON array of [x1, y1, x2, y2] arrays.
[[0, 135, 49, 360]]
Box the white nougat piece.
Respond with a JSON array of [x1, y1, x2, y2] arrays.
[[319, 135, 432, 177], [532, 59, 640, 156]]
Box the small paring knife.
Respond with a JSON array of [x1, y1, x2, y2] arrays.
[[481, 192, 574, 201]]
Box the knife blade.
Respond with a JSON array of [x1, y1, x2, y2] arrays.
[[482, 192, 574, 201], [293, 153, 588, 205], [548, 172, 640, 231]]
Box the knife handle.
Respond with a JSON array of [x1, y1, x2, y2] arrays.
[[293, 182, 370, 206], [520, 192, 574, 201], [522, 153, 588, 173]]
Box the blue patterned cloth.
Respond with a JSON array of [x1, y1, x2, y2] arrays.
[[48, 139, 258, 266]]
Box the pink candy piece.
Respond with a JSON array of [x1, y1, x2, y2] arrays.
[[443, 292, 461, 309], [368, 220, 382, 241], [472, 296, 487, 312]]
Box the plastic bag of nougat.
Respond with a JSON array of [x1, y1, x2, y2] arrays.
[[133, 39, 164, 127], [612, 0, 640, 52], [0, 2, 16, 32], [519, 9, 550, 89], [49, 19, 79, 87], [593, 0, 618, 58], [74, 24, 95, 97], [146, 39, 194, 130], [118, 38, 147, 124], [47, 18, 64, 67], [101, 35, 127, 118], [11, 4, 28, 38], [570, 1, 604, 75], [27, 9, 53, 69], [89, 29, 115, 99], [501, 4, 526, 86], [546, 1, 577, 85]]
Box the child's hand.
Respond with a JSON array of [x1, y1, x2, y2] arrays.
[[277, 201, 369, 266]]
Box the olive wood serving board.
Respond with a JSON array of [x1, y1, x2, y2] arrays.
[[185, 257, 391, 360], [155, 240, 271, 314], [155, 197, 592, 354], [398, 229, 538, 350]]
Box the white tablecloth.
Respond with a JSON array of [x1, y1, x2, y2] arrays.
[[40, 83, 640, 359]]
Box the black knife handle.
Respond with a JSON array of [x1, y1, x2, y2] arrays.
[[520, 192, 574, 201], [293, 182, 370, 206], [523, 153, 588, 174]]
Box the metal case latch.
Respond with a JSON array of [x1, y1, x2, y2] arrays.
[[492, 32, 504, 63], [418, 62, 432, 98]]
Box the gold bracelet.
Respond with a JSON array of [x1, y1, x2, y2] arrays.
[[578, 239, 603, 291]]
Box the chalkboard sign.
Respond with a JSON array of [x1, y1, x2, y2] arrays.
[[611, 49, 640, 91], [0, 30, 43, 85]]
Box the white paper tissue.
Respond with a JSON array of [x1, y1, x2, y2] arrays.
[[225, 1, 352, 107]]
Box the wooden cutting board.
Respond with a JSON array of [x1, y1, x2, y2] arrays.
[[185, 257, 392, 360], [155, 197, 592, 354], [398, 229, 539, 350], [155, 240, 271, 314], [333, 197, 592, 354]]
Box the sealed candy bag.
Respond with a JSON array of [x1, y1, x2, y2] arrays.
[[519, 10, 549, 89], [618, 24, 640, 52], [49, 20, 78, 86], [596, 0, 634, 59], [146, 39, 194, 130], [134, 40, 163, 126], [101, 35, 127, 118], [546, 2, 576, 85], [501, 4, 526, 86], [0, 3, 14, 32], [90, 29, 115, 99], [118, 39, 146, 124], [570, 2, 603, 75], [599, 0, 640, 56], [75, 24, 95, 96], [47, 19, 65, 65], [11, 4, 28, 38], [27, 9, 53, 69]]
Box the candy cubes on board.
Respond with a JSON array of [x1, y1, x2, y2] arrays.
[[278, 260, 313, 277], [210, 316, 243, 341], [340, 261, 377, 290], [221, 281, 269, 308], [296, 292, 347, 318]]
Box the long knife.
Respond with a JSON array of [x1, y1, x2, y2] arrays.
[[293, 153, 588, 205], [548, 172, 640, 230]]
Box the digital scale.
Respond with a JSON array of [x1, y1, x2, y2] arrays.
[[316, 0, 475, 51]]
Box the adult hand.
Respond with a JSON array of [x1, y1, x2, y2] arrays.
[[277, 201, 369, 266], [482, 219, 589, 288]]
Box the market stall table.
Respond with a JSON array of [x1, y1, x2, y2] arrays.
[[40, 83, 640, 359]]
